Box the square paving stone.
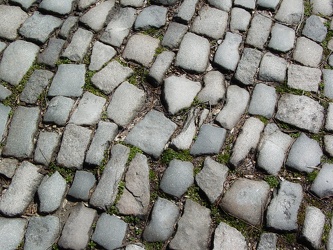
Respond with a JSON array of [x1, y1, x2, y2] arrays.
[[293, 37, 323, 68], [230, 7, 251, 32], [302, 15, 327, 43], [268, 23, 295, 52], [162, 22, 188, 49], [56, 124, 92, 169], [190, 5, 228, 40], [48, 64, 85, 97], [246, 13, 273, 50], [89, 41, 116, 71], [0, 5, 28, 40], [37, 38, 66, 67], [248, 83, 277, 118], [59, 16, 79, 39], [275, 0, 304, 25], [123, 34, 160, 67], [34, 131, 61, 166], [39, 0, 76, 15], [19, 11, 63, 44], [175, 32, 210, 73], [287, 64, 321, 92], [190, 124, 226, 156], [259, 52, 287, 83], [67, 171, 96, 201], [124, 110, 177, 158], [134, 5, 167, 30], [43, 96, 75, 125]]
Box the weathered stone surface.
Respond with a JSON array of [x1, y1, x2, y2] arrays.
[[68, 171, 96, 201], [207, 0, 231, 11], [107, 81, 146, 126], [311, 0, 333, 16], [0, 84, 11, 101], [170, 199, 211, 250], [0, 161, 43, 217], [0, 40, 39, 86], [234, 0, 255, 9], [92, 213, 127, 250], [78, 0, 97, 10], [221, 178, 270, 226], [327, 217, 333, 250], [257, 233, 277, 250], [117, 153, 150, 216], [190, 124, 226, 155], [0, 42, 6, 54], [234, 48, 263, 86], [38, 171, 66, 213], [293, 37, 323, 68], [19, 12, 63, 44], [162, 22, 188, 49], [124, 110, 177, 158], [79, 0, 115, 31], [43, 96, 75, 125], [48, 64, 85, 97], [0, 158, 18, 179], [302, 15, 327, 43], [175, 0, 199, 23], [275, 94, 324, 133], [91, 60, 133, 94], [90, 144, 129, 210], [175, 32, 210, 73], [323, 69, 333, 99], [246, 14, 272, 49], [197, 71, 225, 105], [302, 206, 325, 249], [324, 135, 333, 157], [69, 92, 106, 126], [0, 218, 27, 250], [24, 216, 60, 250], [10, 0, 36, 10], [34, 131, 61, 165], [134, 5, 167, 30], [62, 28, 93, 62], [287, 64, 321, 92], [56, 124, 92, 169], [38, 38, 65, 67], [160, 159, 194, 198], [327, 103, 333, 132], [85, 121, 118, 166], [0, 104, 11, 141], [100, 7, 137, 47], [126, 244, 145, 250], [268, 23, 295, 52], [311, 164, 333, 198], [196, 157, 228, 203], [216, 85, 250, 130], [257, 0, 279, 9], [58, 203, 97, 250], [275, 0, 304, 25], [259, 53, 287, 83], [266, 180, 303, 231], [286, 133, 323, 173], [213, 222, 247, 249], [89, 41, 116, 71], [230, 117, 264, 167], [143, 197, 179, 242], [148, 51, 175, 86], [39, 0, 76, 15], [248, 83, 277, 118], [59, 16, 78, 38], [20, 69, 54, 104], [214, 32, 242, 71], [3, 106, 40, 159], [190, 5, 228, 39], [257, 123, 294, 175], [0, 5, 28, 40], [230, 7, 251, 32], [164, 75, 201, 114], [121, 0, 144, 7]]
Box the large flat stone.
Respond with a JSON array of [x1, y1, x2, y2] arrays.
[[275, 94, 324, 133], [3, 106, 40, 159], [175, 32, 210, 73], [125, 110, 177, 158], [0, 5, 28, 40], [0, 40, 39, 86], [0, 161, 43, 217], [56, 124, 92, 169], [90, 144, 129, 210]]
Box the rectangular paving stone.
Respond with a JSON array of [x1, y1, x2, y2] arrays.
[[148, 51, 175, 86], [3, 106, 40, 159], [34, 131, 61, 166], [39, 0, 76, 15], [85, 121, 118, 166], [43, 96, 75, 125], [162, 22, 188, 49], [0, 103, 11, 141], [56, 124, 92, 169], [90, 144, 130, 210], [0, 40, 39, 86], [0, 5, 28, 40], [58, 203, 97, 250], [62, 28, 93, 62], [0, 161, 43, 217], [37, 38, 65, 67], [175, 0, 199, 24], [246, 13, 273, 49], [287, 64, 321, 92], [59, 16, 79, 39]]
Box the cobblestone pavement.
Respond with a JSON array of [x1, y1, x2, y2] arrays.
[[1, 0, 333, 249]]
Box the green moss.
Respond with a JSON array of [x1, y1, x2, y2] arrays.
[[114, 57, 128, 67], [322, 30, 333, 58], [123, 215, 140, 224], [141, 28, 164, 41], [161, 148, 193, 165], [48, 162, 75, 183], [127, 66, 148, 86], [217, 150, 231, 165], [83, 70, 107, 98], [290, 132, 301, 138], [52, 244, 59, 250], [275, 84, 310, 96], [56, 58, 72, 65], [144, 241, 164, 250], [87, 240, 97, 249], [155, 46, 167, 56], [257, 115, 269, 125], [321, 155, 333, 164], [304, 0, 312, 17], [264, 175, 279, 188], [307, 170, 319, 183]]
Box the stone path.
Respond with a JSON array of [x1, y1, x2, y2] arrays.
[[0, 0, 333, 249]]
